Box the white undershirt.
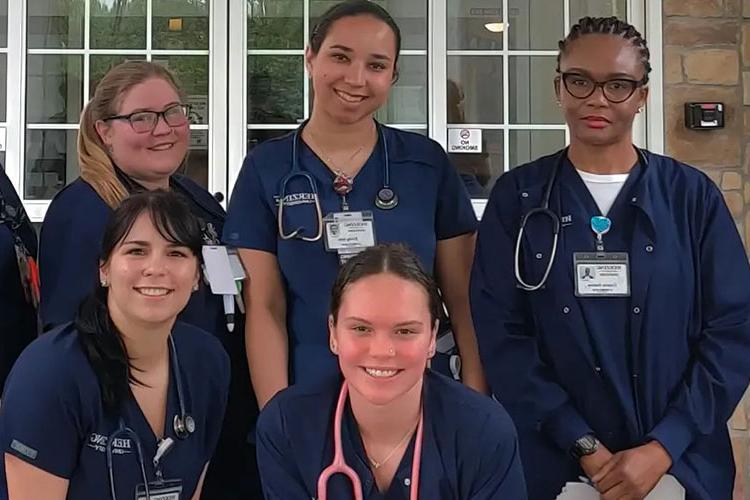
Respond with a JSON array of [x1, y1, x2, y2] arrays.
[[576, 169, 630, 216]]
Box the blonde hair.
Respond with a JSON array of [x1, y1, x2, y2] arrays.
[[78, 61, 186, 208]]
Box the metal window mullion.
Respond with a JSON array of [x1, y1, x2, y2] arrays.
[[644, 0, 663, 153], [208, 0, 228, 200], [502, 0, 509, 172], [429, 0, 447, 148], [247, 49, 303, 56], [26, 123, 80, 130], [83, 0, 91, 103], [6, 0, 25, 192], [227, 0, 247, 193], [150, 49, 210, 56], [303, 0, 310, 119], [146, 0, 153, 59]]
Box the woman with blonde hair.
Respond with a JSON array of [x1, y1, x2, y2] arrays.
[[38, 60, 259, 499]]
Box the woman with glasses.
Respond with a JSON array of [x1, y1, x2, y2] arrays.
[[471, 17, 750, 500], [38, 61, 260, 499]]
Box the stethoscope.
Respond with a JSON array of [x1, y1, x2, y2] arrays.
[[514, 146, 649, 291], [317, 381, 424, 500], [277, 120, 398, 242], [106, 335, 195, 500]]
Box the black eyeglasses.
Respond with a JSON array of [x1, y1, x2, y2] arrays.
[[559, 72, 647, 103], [104, 103, 191, 133]]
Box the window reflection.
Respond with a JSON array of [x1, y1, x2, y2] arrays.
[[24, 130, 78, 200]]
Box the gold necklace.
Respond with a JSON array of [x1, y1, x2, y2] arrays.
[[306, 130, 365, 177], [365, 420, 419, 470]]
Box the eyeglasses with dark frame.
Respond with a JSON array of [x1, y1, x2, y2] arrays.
[[104, 103, 192, 134], [559, 72, 647, 104]]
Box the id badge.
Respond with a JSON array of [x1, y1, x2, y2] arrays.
[[201, 245, 239, 296], [135, 479, 182, 500], [323, 211, 376, 253], [573, 252, 631, 297]]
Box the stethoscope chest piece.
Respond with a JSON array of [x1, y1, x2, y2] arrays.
[[375, 187, 398, 210], [173, 414, 195, 440]]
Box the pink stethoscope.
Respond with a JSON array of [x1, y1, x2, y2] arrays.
[[317, 381, 424, 500]]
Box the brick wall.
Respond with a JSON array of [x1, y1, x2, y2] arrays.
[[662, 0, 749, 497]]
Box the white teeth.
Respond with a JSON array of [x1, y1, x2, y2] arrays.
[[150, 144, 173, 151], [335, 90, 365, 103], [365, 368, 398, 378], [137, 288, 170, 297]]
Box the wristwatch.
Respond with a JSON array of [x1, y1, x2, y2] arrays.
[[570, 434, 599, 459]]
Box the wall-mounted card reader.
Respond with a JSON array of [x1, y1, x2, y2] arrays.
[[685, 102, 724, 129]]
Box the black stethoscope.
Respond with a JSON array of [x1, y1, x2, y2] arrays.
[[277, 120, 398, 242], [514, 145, 649, 291], [106, 335, 195, 500]]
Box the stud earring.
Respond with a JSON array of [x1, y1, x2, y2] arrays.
[[100, 279, 108, 287], [192, 283, 199, 291], [637, 106, 643, 113]]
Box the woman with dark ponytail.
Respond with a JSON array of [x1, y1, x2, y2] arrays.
[[0, 190, 229, 499], [471, 16, 750, 499]]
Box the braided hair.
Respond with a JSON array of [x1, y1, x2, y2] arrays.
[[557, 16, 651, 83]]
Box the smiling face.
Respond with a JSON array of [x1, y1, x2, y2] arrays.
[[555, 34, 648, 147], [100, 211, 199, 329], [306, 14, 398, 126], [329, 272, 436, 407], [96, 77, 189, 186]]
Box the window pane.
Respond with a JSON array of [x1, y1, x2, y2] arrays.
[[375, 55, 426, 125], [248, 56, 303, 124], [310, 0, 426, 50], [91, 0, 146, 49], [248, 129, 294, 151], [153, 56, 209, 124], [152, 0, 209, 50], [182, 130, 208, 188], [89, 55, 146, 97], [509, 130, 566, 168], [447, 1, 503, 50], [0, 0, 7, 47], [0, 54, 6, 121], [447, 56, 503, 124], [450, 129, 502, 197], [570, 0, 627, 23], [27, 1, 84, 49], [24, 130, 78, 200], [248, 0, 304, 49], [508, 0, 564, 50], [508, 56, 560, 124], [26, 55, 83, 124]]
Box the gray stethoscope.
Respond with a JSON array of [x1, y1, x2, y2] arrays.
[[514, 146, 648, 291], [277, 120, 398, 242], [106, 335, 195, 500]]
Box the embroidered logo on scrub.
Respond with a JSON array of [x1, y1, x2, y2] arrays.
[[273, 192, 316, 207], [86, 433, 133, 455], [10, 439, 38, 460]]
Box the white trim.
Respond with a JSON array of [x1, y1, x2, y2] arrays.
[[401, 49, 427, 56], [447, 50, 558, 56], [429, 0, 447, 148], [6, 0, 24, 193], [27, 49, 210, 56], [0, 48, 8, 54], [303, 0, 310, 120], [209, 0, 228, 205], [22, 200, 51, 224], [26, 123, 80, 130], [447, 123, 568, 130], [502, 0, 509, 172], [644, 0, 664, 153], [83, 0, 91, 102], [146, 0, 153, 57], [227, 0, 247, 193], [248, 49, 304, 56]]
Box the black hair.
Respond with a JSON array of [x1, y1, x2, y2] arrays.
[[310, 0, 402, 67], [330, 243, 441, 326], [557, 16, 651, 83], [75, 190, 203, 414]]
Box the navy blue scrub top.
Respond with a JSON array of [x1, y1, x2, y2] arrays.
[[39, 175, 233, 342], [223, 125, 478, 384], [470, 149, 750, 500], [0, 168, 37, 389], [0, 321, 229, 499], [256, 370, 527, 499]]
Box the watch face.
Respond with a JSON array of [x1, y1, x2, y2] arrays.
[[577, 435, 598, 455]]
